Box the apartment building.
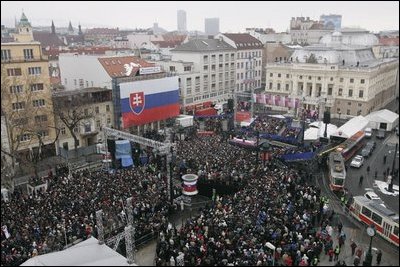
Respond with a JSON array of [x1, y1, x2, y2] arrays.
[[290, 16, 333, 45], [171, 38, 236, 109], [216, 33, 263, 92], [1, 13, 57, 161]]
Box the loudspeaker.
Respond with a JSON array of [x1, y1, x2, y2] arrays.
[[323, 111, 331, 124]]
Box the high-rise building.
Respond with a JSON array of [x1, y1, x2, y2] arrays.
[[177, 10, 187, 32], [205, 18, 220, 36]]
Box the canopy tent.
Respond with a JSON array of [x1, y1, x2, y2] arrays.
[[21, 237, 136, 266], [365, 109, 399, 131], [331, 115, 369, 140], [304, 121, 338, 141]]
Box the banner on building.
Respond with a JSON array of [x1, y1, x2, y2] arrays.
[[235, 111, 251, 122], [253, 93, 300, 108], [120, 76, 180, 128]]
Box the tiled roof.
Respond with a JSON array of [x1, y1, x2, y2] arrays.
[[172, 39, 234, 52], [151, 40, 183, 48], [162, 34, 187, 42], [86, 28, 119, 35], [98, 56, 155, 78], [33, 31, 66, 48], [63, 34, 85, 45], [379, 37, 399, 46], [222, 33, 263, 49]]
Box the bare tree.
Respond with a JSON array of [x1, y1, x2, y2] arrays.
[[1, 66, 60, 179], [52, 91, 94, 151]]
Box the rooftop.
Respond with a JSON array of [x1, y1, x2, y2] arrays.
[[221, 33, 263, 49], [98, 56, 155, 78], [172, 38, 234, 52]]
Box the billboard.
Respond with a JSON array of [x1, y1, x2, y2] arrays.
[[253, 93, 300, 108], [120, 76, 180, 128]]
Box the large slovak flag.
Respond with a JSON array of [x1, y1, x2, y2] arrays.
[[120, 76, 180, 128]]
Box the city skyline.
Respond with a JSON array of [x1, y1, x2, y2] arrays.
[[1, 1, 399, 33]]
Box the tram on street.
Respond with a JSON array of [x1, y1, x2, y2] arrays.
[[328, 151, 346, 191], [335, 130, 366, 161], [349, 196, 399, 247]]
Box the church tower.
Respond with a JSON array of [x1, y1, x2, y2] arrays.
[[13, 12, 34, 42]]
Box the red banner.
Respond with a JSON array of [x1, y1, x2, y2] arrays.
[[235, 111, 251, 122]]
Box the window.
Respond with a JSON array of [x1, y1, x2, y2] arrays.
[[38, 130, 49, 137], [28, 67, 41, 75], [350, 78, 354, 83], [30, 83, 44, 91], [357, 110, 362, 116], [79, 79, 84, 88], [86, 81, 89, 87], [1, 49, 11, 61], [23, 49, 34, 60], [338, 88, 343, 96], [286, 74, 290, 78], [84, 109, 88, 116], [18, 134, 31, 142], [184, 66, 191, 72], [73, 126, 79, 133], [285, 84, 289, 91], [347, 109, 351, 115], [308, 76, 312, 80], [34, 115, 47, 123], [13, 118, 28, 125], [278, 73, 281, 78], [106, 105, 110, 112], [318, 77, 321, 81], [358, 103, 362, 107], [330, 77, 333, 81], [348, 89, 353, 97], [84, 123, 91, 133], [186, 77, 192, 86], [359, 90, 364, 98], [270, 73, 273, 77], [95, 106, 99, 114], [277, 83, 281, 90], [186, 87, 192, 95], [340, 78, 344, 82], [7, 68, 22, 76], [211, 65, 216, 71], [299, 75, 303, 79], [61, 127, 66, 135], [203, 65, 208, 71], [348, 102, 351, 106], [107, 117, 111, 125], [169, 66, 176, 72], [203, 55, 208, 62], [371, 213, 382, 225], [10, 85, 23, 94], [12, 102, 25, 111], [394, 226, 399, 237], [360, 79, 365, 84], [328, 87, 333, 96], [269, 82, 273, 90], [32, 99, 45, 107]]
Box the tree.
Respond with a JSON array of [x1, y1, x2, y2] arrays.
[[1, 65, 60, 181], [52, 91, 94, 151]]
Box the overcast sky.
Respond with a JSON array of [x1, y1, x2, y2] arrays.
[[1, 1, 398, 33]]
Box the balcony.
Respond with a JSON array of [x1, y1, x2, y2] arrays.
[[1, 55, 48, 63]]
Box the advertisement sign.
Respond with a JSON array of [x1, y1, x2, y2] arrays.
[[139, 66, 162, 75]]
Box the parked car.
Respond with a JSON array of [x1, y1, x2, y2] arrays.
[[365, 140, 376, 151], [350, 155, 364, 168], [377, 129, 385, 139], [365, 127, 372, 138], [361, 146, 373, 158], [364, 191, 386, 207]]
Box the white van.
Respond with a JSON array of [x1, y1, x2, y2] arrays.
[[365, 127, 372, 138]]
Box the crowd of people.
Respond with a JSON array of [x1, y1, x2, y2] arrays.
[[1, 164, 173, 266], [251, 117, 286, 135], [281, 127, 302, 139], [155, 156, 342, 266]]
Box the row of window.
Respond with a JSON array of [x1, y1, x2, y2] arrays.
[[203, 63, 235, 71], [236, 60, 262, 69], [7, 67, 42, 76], [269, 73, 366, 84], [9, 83, 44, 93], [203, 53, 235, 62], [237, 70, 262, 79], [65, 79, 94, 88], [236, 80, 262, 91], [12, 99, 46, 110], [18, 130, 49, 142], [237, 51, 262, 59], [1, 49, 35, 61]]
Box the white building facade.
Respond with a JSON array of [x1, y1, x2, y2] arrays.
[[170, 39, 236, 111], [265, 46, 398, 119], [216, 33, 263, 92]]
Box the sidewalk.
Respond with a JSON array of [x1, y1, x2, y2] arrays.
[[318, 225, 399, 266]]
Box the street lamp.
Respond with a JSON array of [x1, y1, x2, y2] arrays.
[[266, 242, 276, 266], [363, 224, 376, 266]]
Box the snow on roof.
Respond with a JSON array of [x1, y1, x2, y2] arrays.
[[365, 109, 399, 124], [332, 115, 369, 139], [21, 237, 136, 266]]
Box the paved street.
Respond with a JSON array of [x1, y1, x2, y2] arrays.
[[344, 131, 399, 213]]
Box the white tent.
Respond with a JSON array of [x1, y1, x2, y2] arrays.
[[365, 109, 399, 131], [304, 121, 338, 141], [21, 237, 136, 266], [331, 115, 369, 139]]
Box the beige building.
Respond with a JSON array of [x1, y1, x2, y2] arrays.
[[265, 45, 398, 119], [1, 13, 57, 162], [290, 17, 333, 45], [52, 88, 113, 150]]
